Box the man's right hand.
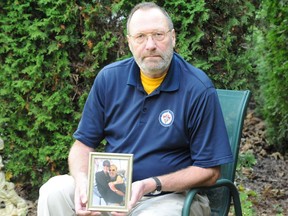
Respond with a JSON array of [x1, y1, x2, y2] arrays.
[[74, 174, 101, 216]]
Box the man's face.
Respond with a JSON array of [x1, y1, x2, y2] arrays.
[[109, 166, 117, 178], [127, 8, 176, 77], [103, 165, 110, 173]]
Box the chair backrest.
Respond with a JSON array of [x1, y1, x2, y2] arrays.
[[209, 89, 251, 215], [217, 89, 251, 181]]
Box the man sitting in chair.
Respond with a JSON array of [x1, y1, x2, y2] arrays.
[[37, 2, 233, 216]]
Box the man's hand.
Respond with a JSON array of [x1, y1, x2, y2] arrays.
[[128, 180, 146, 208], [74, 175, 101, 216], [69, 141, 101, 215], [111, 179, 152, 216]]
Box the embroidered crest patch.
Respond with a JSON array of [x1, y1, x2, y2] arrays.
[[159, 110, 174, 127]]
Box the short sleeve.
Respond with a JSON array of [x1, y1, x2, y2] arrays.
[[189, 88, 233, 167], [73, 71, 106, 148]]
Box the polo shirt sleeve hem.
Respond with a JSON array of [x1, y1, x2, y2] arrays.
[[193, 155, 234, 168], [73, 134, 96, 149]]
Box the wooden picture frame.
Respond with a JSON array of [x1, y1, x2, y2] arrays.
[[87, 152, 133, 212]]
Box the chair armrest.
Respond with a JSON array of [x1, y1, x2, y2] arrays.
[[182, 179, 242, 216]]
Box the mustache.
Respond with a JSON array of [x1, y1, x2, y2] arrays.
[[143, 52, 163, 58]]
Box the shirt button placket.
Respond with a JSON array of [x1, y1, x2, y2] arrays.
[[139, 99, 148, 123]]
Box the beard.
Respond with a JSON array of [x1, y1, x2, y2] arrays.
[[135, 46, 174, 75]]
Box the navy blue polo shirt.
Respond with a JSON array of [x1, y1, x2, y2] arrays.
[[73, 53, 233, 181]]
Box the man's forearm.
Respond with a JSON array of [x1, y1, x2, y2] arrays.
[[68, 140, 94, 182], [140, 165, 220, 195], [160, 166, 220, 192]]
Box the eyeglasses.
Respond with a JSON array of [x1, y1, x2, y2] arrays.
[[109, 169, 116, 171], [129, 29, 172, 44]]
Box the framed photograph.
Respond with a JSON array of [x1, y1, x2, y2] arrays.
[[87, 152, 133, 212]]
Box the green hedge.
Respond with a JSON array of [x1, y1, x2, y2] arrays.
[[0, 0, 259, 198], [255, 0, 288, 153], [167, 0, 259, 89]]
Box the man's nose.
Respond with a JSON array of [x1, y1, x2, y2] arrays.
[[145, 35, 157, 50]]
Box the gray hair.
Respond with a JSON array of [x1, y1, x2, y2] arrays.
[[126, 2, 174, 34]]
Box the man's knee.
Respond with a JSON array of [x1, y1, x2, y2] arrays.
[[129, 193, 210, 216], [189, 194, 210, 216], [39, 175, 75, 199], [38, 175, 75, 215]]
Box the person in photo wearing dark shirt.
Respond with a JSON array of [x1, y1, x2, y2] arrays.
[[94, 160, 111, 204]]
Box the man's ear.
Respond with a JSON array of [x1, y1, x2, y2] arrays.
[[171, 29, 176, 48], [127, 35, 132, 51]]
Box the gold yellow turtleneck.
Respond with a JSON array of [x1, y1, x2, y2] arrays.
[[140, 70, 167, 94]]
